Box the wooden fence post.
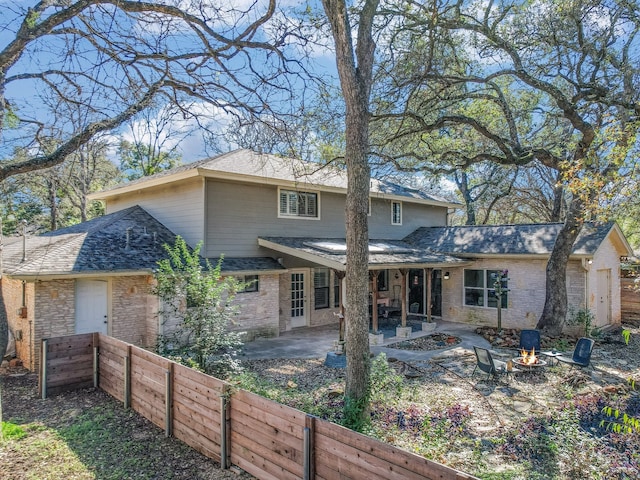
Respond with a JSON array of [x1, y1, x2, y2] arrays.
[[123, 345, 131, 409], [220, 384, 230, 469], [40, 339, 48, 400], [93, 333, 99, 388], [164, 363, 173, 438], [304, 415, 315, 480]]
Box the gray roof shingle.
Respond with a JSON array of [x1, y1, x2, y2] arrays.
[[259, 237, 468, 268], [4, 206, 178, 276], [404, 222, 616, 256], [95, 149, 456, 206], [5, 206, 285, 277]]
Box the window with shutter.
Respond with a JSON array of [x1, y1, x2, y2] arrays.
[[278, 188, 319, 218]]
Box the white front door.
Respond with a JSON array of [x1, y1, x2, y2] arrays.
[[75, 279, 108, 334], [290, 270, 308, 328], [596, 269, 611, 325]]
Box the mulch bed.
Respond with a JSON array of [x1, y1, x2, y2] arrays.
[[390, 333, 461, 351]]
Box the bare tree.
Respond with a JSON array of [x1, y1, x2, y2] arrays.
[[371, 0, 639, 334], [0, 0, 307, 358]]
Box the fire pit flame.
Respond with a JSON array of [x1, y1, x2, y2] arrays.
[[513, 347, 547, 368], [519, 347, 538, 365]]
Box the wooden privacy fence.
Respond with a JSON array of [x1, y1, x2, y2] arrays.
[[40, 333, 477, 480], [621, 278, 640, 324]]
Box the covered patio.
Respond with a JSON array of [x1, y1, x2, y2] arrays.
[[258, 236, 470, 338]]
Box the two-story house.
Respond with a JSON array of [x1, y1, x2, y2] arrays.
[[3, 149, 632, 370]]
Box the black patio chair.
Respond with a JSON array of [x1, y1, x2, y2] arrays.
[[556, 337, 595, 369], [472, 346, 517, 381], [519, 329, 541, 352]]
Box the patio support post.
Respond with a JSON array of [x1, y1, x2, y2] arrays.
[[333, 270, 346, 342], [426, 268, 433, 323], [399, 269, 408, 327], [370, 271, 379, 333]]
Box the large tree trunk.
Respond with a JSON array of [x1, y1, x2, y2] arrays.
[[536, 197, 585, 335], [0, 279, 8, 360], [322, 0, 378, 428]]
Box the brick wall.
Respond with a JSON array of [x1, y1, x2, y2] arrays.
[[443, 259, 587, 331], [234, 274, 280, 340], [33, 279, 76, 369], [3, 277, 35, 369], [111, 276, 157, 347]]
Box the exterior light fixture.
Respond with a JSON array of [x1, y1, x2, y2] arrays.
[[443, 272, 450, 280]]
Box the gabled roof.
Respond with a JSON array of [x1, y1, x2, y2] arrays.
[[5, 206, 285, 279], [4, 206, 178, 279], [404, 222, 633, 257], [258, 237, 469, 270], [90, 149, 458, 208]]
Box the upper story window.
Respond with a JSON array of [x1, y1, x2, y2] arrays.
[[464, 269, 508, 308], [279, 188, 319, 219], [391, 201, 402, 225]]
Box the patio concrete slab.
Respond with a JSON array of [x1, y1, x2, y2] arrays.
[[240, 321, 492, 361]]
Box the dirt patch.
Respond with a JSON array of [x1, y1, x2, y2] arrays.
[[0, 371, 254, 480]]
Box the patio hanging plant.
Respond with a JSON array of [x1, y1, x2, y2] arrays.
[[491, 270, 510, 331]]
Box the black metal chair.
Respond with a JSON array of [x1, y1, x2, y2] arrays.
[[519, 329, 541, 352], [557, 337, 595, 368], [473, 346, 516, 380]]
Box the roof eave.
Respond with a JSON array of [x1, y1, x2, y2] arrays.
[[8, 269, 154, 281], [258, 238, 346, 270], [88, 169, 201, 201], [221, 268, 289, 276]]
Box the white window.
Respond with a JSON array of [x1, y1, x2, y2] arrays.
[[463, 269, 508, 308], [314, 268, 329, 309], [391, 201, 402, 225], [279, 188, 319, 218]]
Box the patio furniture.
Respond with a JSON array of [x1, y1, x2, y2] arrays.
[[556, 337, 595, 369], [472, 346, 518, 381], [519, 329, 541, 352]]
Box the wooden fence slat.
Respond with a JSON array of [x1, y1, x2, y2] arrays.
[[230, 429, 302, 480], [233, 389, 307, 427], [230, 436, 300, 480], [173, 403, 221, 442], [231, 402, 303, 452], [173, 421, 220, 460], [316, 419, 476, 480]]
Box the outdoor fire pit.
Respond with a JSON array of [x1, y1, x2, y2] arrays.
[[512, 348, 548, 368]]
